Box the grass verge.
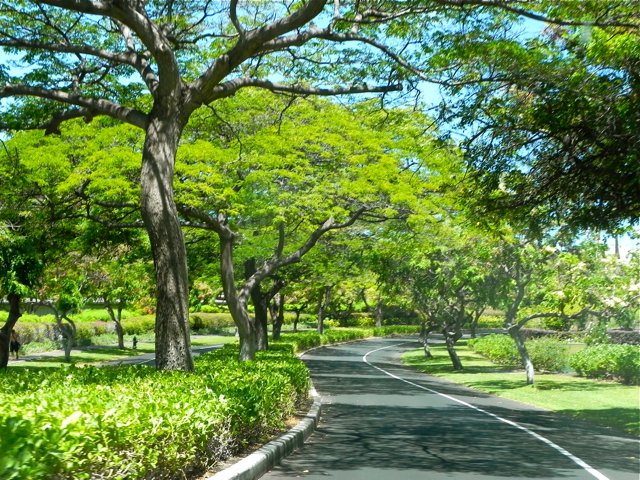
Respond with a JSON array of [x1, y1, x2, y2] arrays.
[[402, 341, 640, 436], [11, 335, 238, 369]]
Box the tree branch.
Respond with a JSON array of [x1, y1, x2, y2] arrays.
[[0, 84, 147, 129], [207, 77, 402, 101]]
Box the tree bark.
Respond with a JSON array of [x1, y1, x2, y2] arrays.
[[444, 329, 463, 370], [60, 315, 77, 363], [317, 286, 331, 334], [245, 258, 269, 351], [508, 326, 535, 385], [0, 293, 22, 368], [293, 310, 301, 332], [374, 297, 384, 328], [219, 234, 258, 360], [419, 322, 433, 359], [271, 293, 284, 340], [107, 304, 125, 349], [140, 110, 193, 371]]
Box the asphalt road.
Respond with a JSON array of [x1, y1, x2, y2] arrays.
[[261, 337, 640, 480]]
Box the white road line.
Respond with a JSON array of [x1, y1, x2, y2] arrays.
[[362, 341, 610, 480]]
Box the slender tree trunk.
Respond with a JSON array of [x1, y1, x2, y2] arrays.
[[271, 293, 284, 340], [245, 259, 269, 351], [443, 330, 463, 370], [220, 235, 257, 360], [0, 293, 22, 368], [419, 322, 433, 359], [140, 112, 193, 371], [508, 326, 535, 385], [293, 310, 301, 332], [107, 305, 125, 349], [60, 316, 77, 363], [317, 286, 331, 334], [470, 307, 484, 339], [374, 297, 384, 328]]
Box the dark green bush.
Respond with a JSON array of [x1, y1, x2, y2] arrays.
[[571, 344, 640, 385]]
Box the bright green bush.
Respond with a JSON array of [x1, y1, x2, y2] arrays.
[[469, 334, 569, 372], [189, 312, 235, 332], [121, 315, 155, 335], [277, 326, 420, 354], [469, 334, 520, 366], [0, 345, 309, 479], [571, 344, 640, 385], [525, 337, 570, 372]]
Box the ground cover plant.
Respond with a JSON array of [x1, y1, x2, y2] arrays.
[[403, 342, 640, 435], [0, 344, 308, 479]]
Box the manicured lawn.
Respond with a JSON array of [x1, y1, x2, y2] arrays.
[[11, 335, 237, 368], [403, 342, 640, 435]]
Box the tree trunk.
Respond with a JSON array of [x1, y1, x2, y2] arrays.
[[374, 297, 384, 328], [508, 326, 535, 385], [317, 286, 331, 334], [271, 293, 284, 340], [419, 322, 433, 359], [107, 304, 125, 349], [140, 112, 193, 372], [444, 330, 463, 370], [60, 316, 77, 363], [293, 310, 300, 332], [219, 235, 257, 360], [245, 259, 269, 351], [0, 293, 22, 368], [470, 307, 484, 339]]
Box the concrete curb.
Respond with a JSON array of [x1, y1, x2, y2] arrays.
[[206, 385, 321, 480]]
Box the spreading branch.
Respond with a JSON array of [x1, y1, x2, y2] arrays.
[[0, 84, 147, 129]]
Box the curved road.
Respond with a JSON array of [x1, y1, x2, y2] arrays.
[[261, 337, 639, 480]]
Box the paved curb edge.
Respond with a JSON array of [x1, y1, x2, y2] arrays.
[[207, 385, 321, 480]]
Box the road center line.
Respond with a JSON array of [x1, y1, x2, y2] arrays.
[[362, 341, 610, 480]]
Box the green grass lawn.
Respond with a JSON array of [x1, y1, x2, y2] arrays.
[[11, 335, 237, 369], [403, 342, 640, 435]]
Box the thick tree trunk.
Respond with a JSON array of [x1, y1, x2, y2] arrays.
[[140, 112, 193, 371], [508, 326, 535, 385], [0, 293, 22, 368]]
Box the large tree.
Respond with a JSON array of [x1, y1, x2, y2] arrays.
[[2, 1, 633, 370]]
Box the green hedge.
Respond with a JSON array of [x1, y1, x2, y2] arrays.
[[0, 345, 309, 479], [277, 325, 420, 353], [468, 334, 569, 372], [570, 344, 640, 385]]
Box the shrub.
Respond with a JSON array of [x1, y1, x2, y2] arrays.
[[0, 344, 310, 479], [571, 344, 640, 385], [469, 334, 569, 372], [121, 316, 155, 335], [477, 314, 503, 328], [469, 334, 520, 366], [525, 337, 569, 372]]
